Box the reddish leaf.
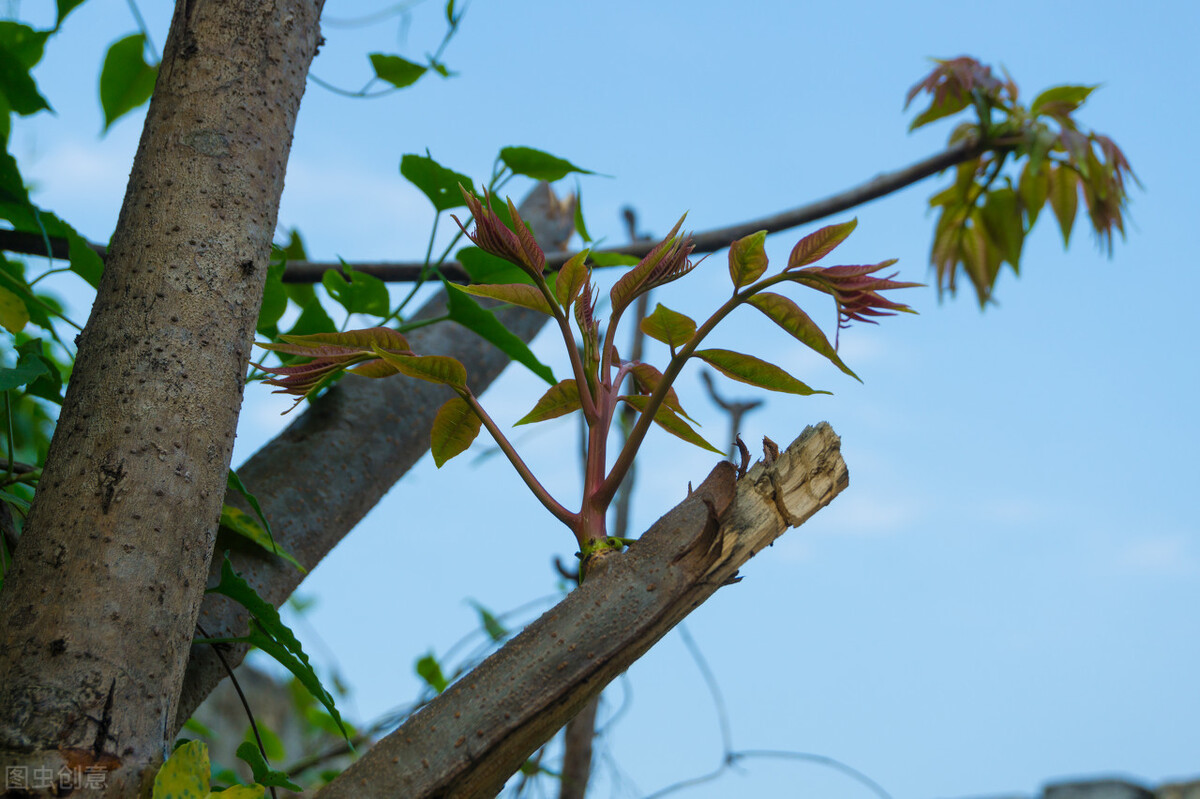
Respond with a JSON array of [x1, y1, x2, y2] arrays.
[[431, 396, 482, 467], [639, 303, 696, 350], [786, 219, 857, 269], [371, 347, 467, 389], [694, 348, 829, 396], [728, 230, 769, 290], [747, 293, 858, 381], [609, 215, 691, 316], [620, 395, 723, 455], [514, 379, 583, 426]]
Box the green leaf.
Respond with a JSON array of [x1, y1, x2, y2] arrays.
[[573, 186, 592, 244], [416, 653, 449, 693], [1031, 84, 1097, 116], [908, 84, 971, 131], [979, 187, 1024, 268], [61, 221, 104, 288], [457, 246, 533, 286], [443, 279, 555, 384], [747, 293, 858, 380], [451, 282, 553, 315], [514, 379, 582, 425], [470, 601, 507, 642], [322, 262, 390, 317], [219, 506, 305, 573], [14, 338, 62, 403], [236, 742, 303, 792], [0, 30, 50, 116], [372, 347, 467, 389], [787, 219, 857, 269], [555, 250, 590, 307], [286, 296, 337, 340], [500, 146, 595, 182], [728, 230, 768, 290], [1018, 159, 1050, 229], [620, 394, 723, 455], [0, 349, 49, 391], [369, 53, 427, 89], [694, 348, 829, 396], [1047, 163, 1078, 246], [639, 303, 696, 350], [400, 153, 473, 212], [207, 557, 351, 742], [257, 260, 287, 335], [152, 740, 214, 799], [226, 468, 274, 542], [55, 0, 89, 29], [99, 34, 158, 133], [430, 396, 481, 467], [0, 285, 27, 334]]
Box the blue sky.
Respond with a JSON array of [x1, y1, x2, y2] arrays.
[[11, 1, 1200, 797]]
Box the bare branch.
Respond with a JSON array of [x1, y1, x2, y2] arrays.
[[315, 423, 848, 799], [0, 140, 986, 284]]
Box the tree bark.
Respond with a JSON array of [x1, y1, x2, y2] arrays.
[[0, 2, 324, 795], [316, 422, 848, 799]]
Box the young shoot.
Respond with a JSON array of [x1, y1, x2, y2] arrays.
[[257, 188, 919, 574]]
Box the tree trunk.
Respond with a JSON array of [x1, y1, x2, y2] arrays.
[[316, 423, 847, 799], [0, 2, 324, 795]]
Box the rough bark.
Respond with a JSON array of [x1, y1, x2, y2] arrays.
[[316, 423, 848, 799], [0, 2, 324, 796], [175, 185, 576, 730]]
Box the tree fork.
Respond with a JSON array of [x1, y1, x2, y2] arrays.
[[0, 2, 325, 795]]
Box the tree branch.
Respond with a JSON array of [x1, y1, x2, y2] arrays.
[[315, 423, 848, 799], [0, 139, 986, 284]]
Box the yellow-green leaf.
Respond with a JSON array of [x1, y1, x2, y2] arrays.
[[152, 740, 210, 799], [209, 787, 265, 799], [0, 285, 29, 334], [555, 250, 590, 307], [431, 396, 482, 467], [786, 219, 857, 269], [515, 379, 582, 426], [639, 303, 696, 350], [372, 347, 467, 389], [694, 348, 829, 396], [979, 187, 1024, 268], [1018, 160, 1049, 228], [1048, 163, 1078, 246], [277, 326, 410, 353], [620, 394, 723, 455], [728, 230, 768, 290], [452, 282, 554, 314], [219, 506, 306, 573], [747, 293, 858, 380]]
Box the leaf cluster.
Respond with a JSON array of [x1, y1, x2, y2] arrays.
[[907, 56, 1137, 306], [262, 185, 916, 557]]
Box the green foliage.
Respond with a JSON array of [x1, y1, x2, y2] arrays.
[[99, 33, 157, 132], [416, 652, 450, 694], [401, 153, 474, 212], [907, 56, 1137, 305], [269, 183, 916, 555], [235, 741, 303, 792], [500, 146, 595, 182], [205, 557, 351, 741]]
